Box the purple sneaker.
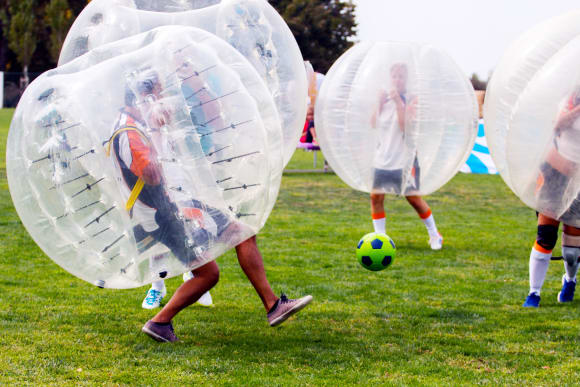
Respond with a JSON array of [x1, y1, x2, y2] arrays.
[[267, 293, 313, 327], [142, 320, 178, 342]]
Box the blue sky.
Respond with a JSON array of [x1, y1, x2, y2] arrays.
[[352, 0, 580, 79]]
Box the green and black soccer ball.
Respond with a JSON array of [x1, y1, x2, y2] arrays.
[[356, 232, 396, 271]]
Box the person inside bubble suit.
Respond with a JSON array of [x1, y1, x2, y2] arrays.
[[106, 68, 235, 271], [139, 56, 228, 309], [117, 69, 313, 342], [118, 66, 224, 309], [523, 86, 580, 308], [369, 62, 443, 250]]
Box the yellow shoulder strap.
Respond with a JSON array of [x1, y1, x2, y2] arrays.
[[105, 126, 150, 157], [126, 177, 145, 211]]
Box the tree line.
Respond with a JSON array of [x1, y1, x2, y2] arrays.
[[0, 0, 357, 83]]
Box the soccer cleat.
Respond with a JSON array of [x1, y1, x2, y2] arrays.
[[429, 233, 443, 250], [142, 320, 178, 342], [558, 274, 576, 303], [523, 292, 541, 308], [183, 271, 214, 307], [141, 287, 166, 309], [267, 293, 313, 327]]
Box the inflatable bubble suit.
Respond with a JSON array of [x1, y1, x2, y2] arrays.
[[484, 10, 580, 226], [315, 42, 479, 195], [59, 0, 306, 166], [6, 26, 283, 288]]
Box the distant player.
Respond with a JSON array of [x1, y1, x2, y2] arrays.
[[523, 87, 580, 307], [369, 63, 443, 249]]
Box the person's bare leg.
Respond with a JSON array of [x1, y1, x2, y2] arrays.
[[405, 195, 430, 215], [406, 195, 442, 249], [235, 236, 279, 311], [370, 192, 386, 234], [152, 260, 220, 323]]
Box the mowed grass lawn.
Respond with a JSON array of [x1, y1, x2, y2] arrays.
[[1, 107, 580, 385]]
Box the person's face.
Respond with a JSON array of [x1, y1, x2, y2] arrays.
[[306, 106, 314, 121], [391, 68, 407, 94]]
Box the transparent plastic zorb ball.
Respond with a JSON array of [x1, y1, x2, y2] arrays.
[[7, 26, 282, 289], [315, 42, 478, 195], [59, 0, 306, 166], [485, 10, 580, 226]]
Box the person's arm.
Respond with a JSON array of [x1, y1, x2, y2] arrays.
[[371, 90, 388, 128], [390, 90, 406, 131], [125, 131, 163, 186], [555, 104, 580, 131]]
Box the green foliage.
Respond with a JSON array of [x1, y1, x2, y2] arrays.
[[3, 0, 37, 78], [2, 108, 580, 384], [45, 0, 74, 63], [270, 0, 357, 73]]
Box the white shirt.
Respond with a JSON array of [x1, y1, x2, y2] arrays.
[[373, 98, 409, 170], [556, 105, 580, 164]]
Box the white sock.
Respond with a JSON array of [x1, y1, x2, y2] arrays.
[[562, 246, 580, 282], [151, 280, 165, 292], [372, 217, 386, 234], [421, 213, 439, 237], [529, 246, 551, 295]]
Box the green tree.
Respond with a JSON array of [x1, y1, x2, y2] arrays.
[[270, 0, 357, 73], [45, 0, 74, 63], [1, 0, 38, 86]]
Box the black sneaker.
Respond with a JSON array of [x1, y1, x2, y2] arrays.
[[267, 293, 313, 327], [142, 320, 178, 342]]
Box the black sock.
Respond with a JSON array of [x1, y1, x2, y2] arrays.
[[153, 321, 171, 326], [268, 299, 280, 314]]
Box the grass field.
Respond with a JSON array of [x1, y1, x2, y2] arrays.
[[2, 107, 580, 385]]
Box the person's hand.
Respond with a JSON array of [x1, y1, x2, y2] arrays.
[[406, 97, 418, 120], [148, 102, 172, 129], [389, 90, 403, 106]]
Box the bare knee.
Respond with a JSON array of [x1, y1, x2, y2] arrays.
[[405, 195, 429, 214], [194, 261, 220, 287], [370, 193, 384, 206]]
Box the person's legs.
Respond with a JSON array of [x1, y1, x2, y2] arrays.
[[151, 260, 220, 324], [524, 213, 559, 307], [235, 236, 278, 311], [370, 193, 386, 234], [558, 224, 580, 302], [405, 195, 442, 249], [142, 261, 219, 342], [235, 236, 313, 327], [183, 271, 214, 307]]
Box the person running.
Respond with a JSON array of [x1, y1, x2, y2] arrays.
[[111, 69, 312, 342], [369, 62, 443, 250], [523, 87, 580, 307]]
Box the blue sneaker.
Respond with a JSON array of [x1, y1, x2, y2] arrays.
[[558, 275, 576, 303], [142, 287, 166, 309], [523, 293, 540, 308]]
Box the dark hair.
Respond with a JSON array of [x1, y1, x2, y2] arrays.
[[124, 70, 160, 106]]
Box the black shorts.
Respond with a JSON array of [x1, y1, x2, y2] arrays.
[[536, 162, 580, 223], [133, 200, 231, 265], [372, 159, 420, 195]]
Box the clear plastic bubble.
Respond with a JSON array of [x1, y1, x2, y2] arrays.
[[7, 26, 282, 288], [315, 42, 478, 195], [485, 11, 580, 225], [59, 0, 306, 165]]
